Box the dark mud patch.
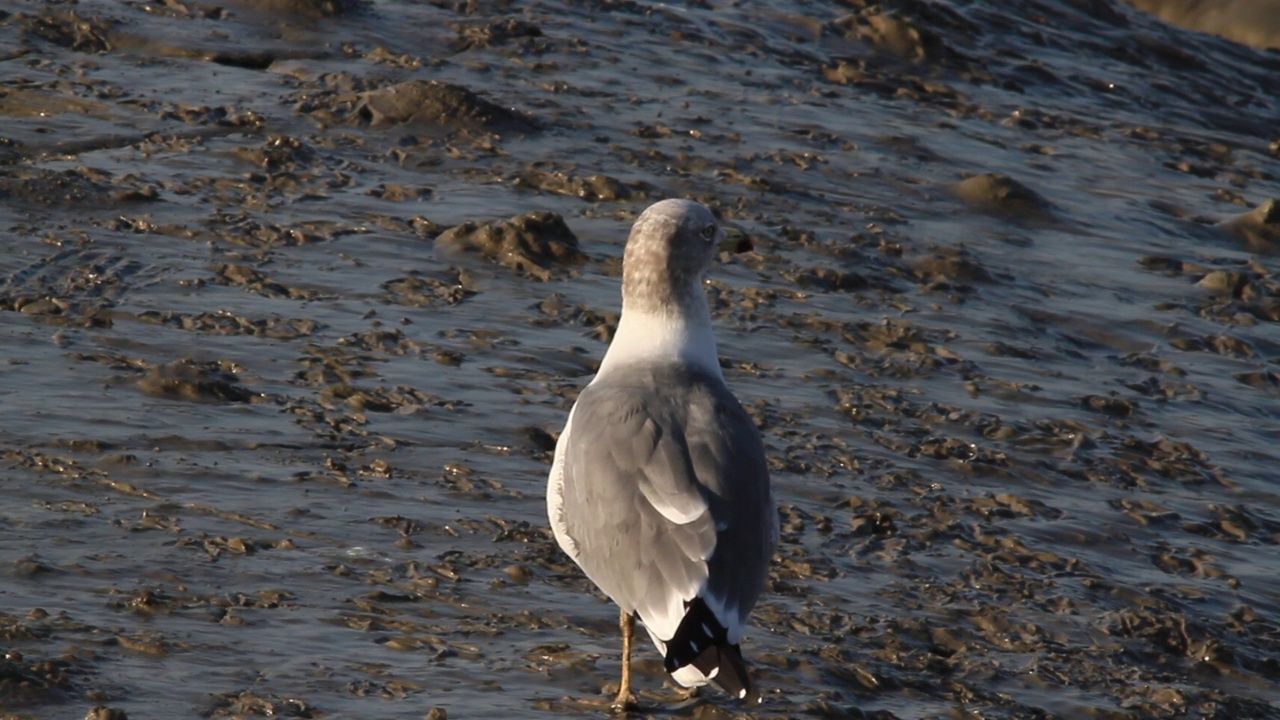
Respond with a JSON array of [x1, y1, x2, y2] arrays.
[[1125, 0, 1280, 49], [136, 359, 267, 404], [953, 172, 1053, 219], [13, 9, 115, 54], [451, 16, 545, 53], [382, 267, 478, 308], [0, 167, 161, 208], [512, 168, 650, 203], [1219, 198, 1280, 252], [0, 649, 80, 708], [436, 211, 586, 280], [137, 310, 321, 340], [212, 263, 319, 300], [356, 80, 537, 134]]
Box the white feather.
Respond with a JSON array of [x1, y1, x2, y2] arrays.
[[594, 297, 723, 383], [671, 663, 713, 688], [546, 404, 579, 562]]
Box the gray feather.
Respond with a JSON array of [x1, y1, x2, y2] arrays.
[[558, 362, 775, 634]]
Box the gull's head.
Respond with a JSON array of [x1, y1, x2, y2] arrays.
[[622, 199, 725, 315]]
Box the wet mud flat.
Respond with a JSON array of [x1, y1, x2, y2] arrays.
[[2, 0, 1280, 718]]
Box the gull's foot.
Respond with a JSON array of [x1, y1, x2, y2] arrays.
[[601, 680, 638, 713], [610, 689, 638, 713]]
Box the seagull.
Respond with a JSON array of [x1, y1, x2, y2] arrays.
[[546, 198, 778, 708]]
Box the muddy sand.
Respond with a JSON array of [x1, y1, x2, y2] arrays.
[[2, 0, 1280, 718]]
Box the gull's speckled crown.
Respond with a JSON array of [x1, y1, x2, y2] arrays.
[[621, 199, 724, 316]]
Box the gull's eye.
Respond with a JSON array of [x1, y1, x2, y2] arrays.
[[700, 223, 717, 241]]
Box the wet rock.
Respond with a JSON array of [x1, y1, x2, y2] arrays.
[[19, 10, 114, 53], [1081, 394, 1139, 419], [156, 103, 264, 128], [85, 705, 128, 720], [1140, 255, 1280, 323], [318, 383, 463, 414], [532, 293, 618, 338], [0, 167, 157, 208], [13, 555, 61, 577], [137, 310, 320, 340], [954, 173, 1051, 215], [205, 690, 317, 718], [204, 216, 353, 249], [454, 17, 544, 51], [830, 6, 966, 64], [1233, 369, 1280, 388], [1137, 254, 1186, 273], [0, 650, 78, 706], [909, 246, 994, 286], [1125, 374, 1203, 400], [917, 435, 1007, 464], [1168, 333, 1254, 358], [337, 328, 424, 356], [366, 183, 432, 201], [212, 264, 316, 299], [1195, 269, 1248, 295], [436, 211, 585, 280], [291, 345, 375, 387], [850, 511, 897, 536], [183, 535, 260, 560], [0, 87, 109, 126], [407, 215, 446, 238], [381, 268, 477, 307], [15, 297, 67, 316], [503, 564, 533, 583], [983, 341, 1040, 360], [511, 169, 644, 202], [518, 425, 557, 453], [1219, 198, 1280, 252], [345, 677, 423, 699], [1125, 0, 1280, 50], [372, 515, 423, 537], [137, 360, 263, 404], [356, 80, 535, 134], [231, 135, 316, 171]]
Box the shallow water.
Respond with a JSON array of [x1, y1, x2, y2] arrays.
[[2, 0, 1279, 718]]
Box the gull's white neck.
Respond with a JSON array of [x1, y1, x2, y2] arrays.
[[594, 292, 723, 382]]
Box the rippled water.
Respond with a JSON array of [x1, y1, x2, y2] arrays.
[[2, 0, 1279, 718]]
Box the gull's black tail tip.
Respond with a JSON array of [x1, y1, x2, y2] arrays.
[[662, 597, 761, 703], [697, 641, 760, 703]]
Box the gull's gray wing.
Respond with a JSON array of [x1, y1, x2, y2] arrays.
[[555, 363, 776, 642]]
